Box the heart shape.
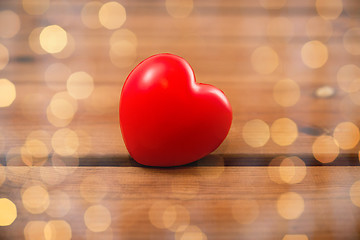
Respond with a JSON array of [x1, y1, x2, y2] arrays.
[[119, 54, 232, 167]]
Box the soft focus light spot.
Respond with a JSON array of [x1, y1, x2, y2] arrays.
[[277, 192, 304, 220], [25, 139, 48, 159], [242, 119, 270, 147], [49, 91, 77, 121], [333, 122, 360, 150], [22, 185, 49, 214], [22, 0, 49, 15], [99, 2, 126, 30], [0, 10, 21, 38], [337, 64, 360, 93], [24, 221, 46, 240], [110, 29, 138, 46], [306, 16, 333, 41], [343, 28, 360, 55], [283, 234, 309, 240], [52, 33, 75, 59], [315, 85, 335, 98], [316, 0, 343, 20], [44, 220, 72, 240], [67, 71, 94, 99], [312, 135, 339, 163], [0, 79, 16, 107], [0, 198, 17, 226], [163, 205, 190, 232], [86, 227, 113, 240], [46, 190, 71, 218], [82, 1, 103, 29], [0, 44, 9, 71], [29, 27, 47, 55], [84, 205, 112, 232], [80, 175, 109, 203], [268, 156, 306, 184], [273, 79, 300, 107], [301, 40, 328, 69], [171, 176, 199, 200], [40, 25, 68, 54], [166, 0, 193, 18], [0, 164, 5, 187], [231, 199, 259, 224], [349, 91, 360, 106], [109, 40, 137, 68], [350, 180, 360, 207], [266, 17, 293, 43], [251, 46, 279, 74], [51, 154, 79, 176], [259, 0, 287, 9], [271, 118, 298, 146], [149, 200, 173, 229], [44, 63, 71, 91], [175, 225, 207, 240], [51, 128, 79, 156]]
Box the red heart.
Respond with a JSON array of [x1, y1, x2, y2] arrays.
[[119, 54, 232, 167]]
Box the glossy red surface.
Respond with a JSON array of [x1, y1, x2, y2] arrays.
[[119, 54, 232, 166]]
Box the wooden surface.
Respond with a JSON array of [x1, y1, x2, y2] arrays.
[[1, 0, 360, 239]]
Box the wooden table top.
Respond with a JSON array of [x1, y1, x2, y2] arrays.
[[1, 0, 360, 239]]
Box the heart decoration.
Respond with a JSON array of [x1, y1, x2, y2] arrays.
[[119, 53, 232, 167]]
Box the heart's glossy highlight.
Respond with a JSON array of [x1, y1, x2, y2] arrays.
[[119, 54, 232, 167]]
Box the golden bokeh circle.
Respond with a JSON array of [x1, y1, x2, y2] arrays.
[[242, 119, 270, 148], [343, 28, 360, 55], [51, 128, 79, 156], [84, 205, 112, 232], [24, 221, 47, 240], [0, 198, 17, 226], [301, 40, 328, 69], [99, 1, 126, 30], [0, 79, 16, 107], [67, 71, 94, 99], [166, 0, 194, 18], [0, 10, 21, 39], [81, 1, 103, 29], [40, 25, 68, 54], [315, 0, 343, 20], [350, 180, 360, 208], [22, 0, 50, 15], [0, 44, 9, 71], [270, 118, 298, 146], [333, 122, 360, 150], [337, 64, 360, 93], [268, 156, 306, 184], [22, 185, 49, 214], [251, 46, 279, 74], [44, 220, 72, 240], [312, 135, 339, 163], [277, 192, 304, 220], [231, 199, 259, 224], [273, 78, 300, 107]]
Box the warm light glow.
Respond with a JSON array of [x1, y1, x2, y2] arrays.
[[0, 10, 21, 38], [51, 128, 79, 156], [242, 119, 270, 147], [110, 29, 138, 46], [0, 79, 16, 107], [350, 180, 360, 207], [49, 91, 78, 121], [277, 192, 304, 219], [312, 135, 339, 163], [301, 40, 328, 69], [67, 71, 94, 99], [163, 205, 190, 232], [343, 28, 360, 55], [44, 220, 72, 240], [316, 0, 343, 20], [22, 0, 49, 15], [52, 33, 76, 59], [149, 200, 173, 229], [81, 1, 103, 29], [46, 190, 71, 218], [25, 139, 48, 159], [306, 16, 333, 41], [268, 156, 306, 184], [109, 40, 137, 68], [44, 63, 71, 91], [0, 44, 9, 70], [40, 25, 68, 54], [28, 27, 47, 55], [333, 122, 360, 150], [84, 205, 112, 232], [251, 46, 279, 74], [0, 198, 17, 226], [231, 199, 259, 224], [266, 17, 293, 43], [337, 64, 360, 93], [80, 176, 109, 203], [315, 86, 335, 98], [283, 234, 309, 240], [270, 118, 298, 146], [99, 1, 126, 30], [171, 175, 199, 200], [273, 79, 300, 107], [259, 0, 287, 9], [22, 185, 49, 214], [24, 221, 47, 240], [166, 0, 194, 18], [175, 225, 207, 240]]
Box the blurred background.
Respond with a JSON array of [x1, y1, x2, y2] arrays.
[[1, 0, 360, 239]]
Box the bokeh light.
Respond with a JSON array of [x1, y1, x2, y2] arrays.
[[277, 192, 304, 220], [0, 44, 9, 71], [52, 33, 76, 59], [22, 0, 50, 15], [99, 1, 126, 30], [28, 27, 47, 55], [40, 25, 68, 54], [51, 154, 79, 176], [251, 46, 279, 74], [301, 40, 328, 69], [333, 122, 360, 150], [81, 1, 103, 29], [109, 39, 137, 68], [67, 71, 94, 99], [0, 198, 17, 226], [44, 220, 72, 240], [350, 180, 360, 207], [343, 28, 360, 55], [315, 85, 335, 98], [268, 156, 306, 184], [231, 199, 259, 224], [316, 0, 343, 20], [166, 0, 194, 18], [86, 227, 113, 240], [24, 221, 47, 240], [84, 205, 112, 232], [51, 128, 79, 156], [48, 91, 78, 123], [312, 135, 339, 163], [282, 235, 309, 240], [175, 225, 207, 240], [242, 119, 270, 147], [0, 79, 16, 107], [163, 204, 190, 232], [270, 118, 298, 146], [0, 10, 21, 39], [148, 200, 173, 229], [273, 79, 300, 107], [22, 185, 49, 214], [337, 64, 360, 93]]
